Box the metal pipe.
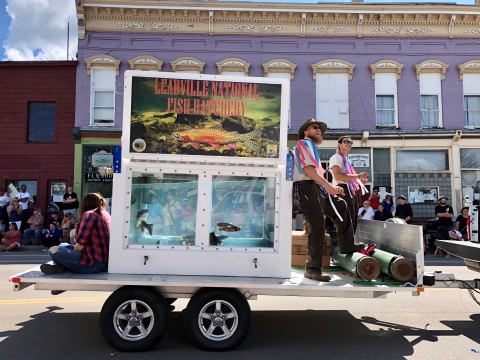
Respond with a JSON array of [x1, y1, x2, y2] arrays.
[[331, 246, 380, 281]]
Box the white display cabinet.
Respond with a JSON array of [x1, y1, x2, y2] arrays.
[[108, 71, 291, 278]]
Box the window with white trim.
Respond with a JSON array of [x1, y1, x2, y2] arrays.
[[315, 74, 349, 129], [375, 74, 398, 127], [463, 74, 480, 128], [419, 73, 442, 128], [91, 68, 115, 125]]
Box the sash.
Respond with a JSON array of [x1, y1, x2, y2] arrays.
[[336, 152, 369, 197], [295, 139, 326, 176]]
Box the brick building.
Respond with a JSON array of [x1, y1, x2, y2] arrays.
[[74, 0, 480, 220], [0, 61, 77, 222]]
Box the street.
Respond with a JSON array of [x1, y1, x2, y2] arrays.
[[1, 249, 480, 359]]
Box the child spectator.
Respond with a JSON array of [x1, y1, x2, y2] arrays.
[[61, 213, 75, 242]]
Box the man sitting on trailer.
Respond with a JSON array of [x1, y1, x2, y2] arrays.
[[293, 119, 365, 282]]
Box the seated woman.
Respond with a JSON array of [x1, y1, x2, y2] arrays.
[[41, 223, 61, 252], [60, 213, 75, 242], [40, 193, 110, 274], [1, 223, 21, 252]]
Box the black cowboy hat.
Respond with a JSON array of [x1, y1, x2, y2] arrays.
[[298, 118, 327, 140]]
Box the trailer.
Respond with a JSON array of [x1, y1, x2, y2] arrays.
[[9, 71, 480, 352]]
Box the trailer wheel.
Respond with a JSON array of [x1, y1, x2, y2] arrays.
[[184, 288, 251, 351], [99, 286, 169, 352]]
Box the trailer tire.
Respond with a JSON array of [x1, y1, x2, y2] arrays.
[[184, 288, 251, 351], [99, 286, 169, 352]]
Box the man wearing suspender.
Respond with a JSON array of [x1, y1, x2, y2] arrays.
[[293, 119, 364, 282]]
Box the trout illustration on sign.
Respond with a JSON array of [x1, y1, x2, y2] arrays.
[[172, 125, 261, 152]]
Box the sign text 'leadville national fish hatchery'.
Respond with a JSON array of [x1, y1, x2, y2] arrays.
[[155, 79, 260, 117]]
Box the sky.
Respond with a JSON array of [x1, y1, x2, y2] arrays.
[[0, 0, 475, 61]]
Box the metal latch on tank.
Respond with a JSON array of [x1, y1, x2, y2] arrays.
[[254, 258, 258, 268], [286, 154, 294, 181], [144, 256, 149, 265]]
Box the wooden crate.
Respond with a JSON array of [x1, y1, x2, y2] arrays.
[[291, 231, 331, 269]]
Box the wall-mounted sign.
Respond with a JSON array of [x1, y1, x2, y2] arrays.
[[348, 154, 370, 167], [84, 172, 113, 183], [92, 151, 114, 167], [128, 75, 283, 159]]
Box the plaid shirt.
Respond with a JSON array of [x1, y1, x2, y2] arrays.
[[76, 210, 110, 266]]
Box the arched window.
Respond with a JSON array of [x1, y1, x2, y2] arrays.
[[128, 56, 163, 71], [170, 57, 205, 73], [216, 58, 250, 77]]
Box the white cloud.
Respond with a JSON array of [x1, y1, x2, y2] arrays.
[[3, 0, 77, 61]]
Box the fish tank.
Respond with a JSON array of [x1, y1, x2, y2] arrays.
[[127, 173, 275, 249]]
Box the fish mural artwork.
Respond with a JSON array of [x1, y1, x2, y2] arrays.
[[135, 209, 154, 236], [172, 125, 261, 152]]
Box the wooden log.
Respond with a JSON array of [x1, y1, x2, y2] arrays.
[[331, 246, 380, 281]]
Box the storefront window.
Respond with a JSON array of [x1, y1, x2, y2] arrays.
[[128, 173, 198, 246], [396, 150, 448, 171], [373, 148, 391, 186], [210, 176, 275, 248], [460, 149, 480, 169], [82, 145, 114, 199], [5, 180, 37, 205]]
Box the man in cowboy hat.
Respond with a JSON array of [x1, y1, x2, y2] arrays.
[[293, 119, 364, 282], [435, 195, 454, 239]]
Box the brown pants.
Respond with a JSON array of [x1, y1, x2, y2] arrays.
[[294, 181, 355, 270], [338, 184, 359, 234]]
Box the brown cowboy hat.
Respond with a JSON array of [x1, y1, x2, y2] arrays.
[[298, 118, 327, 139]]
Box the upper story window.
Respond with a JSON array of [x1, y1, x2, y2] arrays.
[[128, 55, 163, 71], [85, 54, 121, 126], [458, 60, 480, 128], [414, 60, 448, 129], [28, 102, 55, 142], [170, 57, 205, 74], [216, 58, 250, 77], [263, 59, 297, 129], [311, 59, 355, 129], [370, 60, 404, 128]]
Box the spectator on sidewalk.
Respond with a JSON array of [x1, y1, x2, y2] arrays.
[[395, 195, 413, 224], [358, 200, 375, 220], [368, 189, 380, 212], [62, 186, 79, 218], [49, 210, 63, 228], [69, 220, 78, 245], [1, 223, 21, 252], [17, 184, 31, 226], [383, 193, 395, 213], [374, 203, 393, 221], [41, 223, 61, 252], [7, 197, 23, 230], [0, 189, 11, 228], [435, 195, 454, 239], [24, 208, 44, 245], [456, 207, 470, 241], [61, 213, 75, 243]]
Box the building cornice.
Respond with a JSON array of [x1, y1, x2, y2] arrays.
[[76, 0, 480, 40]]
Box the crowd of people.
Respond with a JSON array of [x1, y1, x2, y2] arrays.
[[0, 185, 111, 275]]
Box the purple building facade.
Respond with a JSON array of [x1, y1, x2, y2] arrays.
[[74, 0, 480, 221]]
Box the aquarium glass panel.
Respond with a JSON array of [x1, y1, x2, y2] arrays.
[[128, 173, 198, 246], [210, 176, 276, 248]]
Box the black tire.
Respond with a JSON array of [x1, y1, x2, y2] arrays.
[[166, 298, 177, 306], [99, 286, 169, 352], [184, 288, 251, 351]]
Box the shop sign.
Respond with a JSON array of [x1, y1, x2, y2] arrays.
[[91, 151, 113, 167], [84, 172, 113, 183], [348, 154, 370, 167]]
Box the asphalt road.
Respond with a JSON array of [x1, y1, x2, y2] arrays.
[[1, 261, 480, 360]]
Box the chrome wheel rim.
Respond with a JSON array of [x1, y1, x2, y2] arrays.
[[113, 300, 155, 341], [197, 300, 238, 341]]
